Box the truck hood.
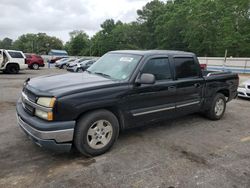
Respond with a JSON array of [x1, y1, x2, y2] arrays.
[[26, 72, 120, 97]]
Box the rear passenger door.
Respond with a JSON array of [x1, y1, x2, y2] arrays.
[[127, 56, 176, 126], [173, 56, 205, 115], [8, 51, 25, 65]]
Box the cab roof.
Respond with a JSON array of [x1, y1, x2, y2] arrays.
[[109, 50, 195, 57]]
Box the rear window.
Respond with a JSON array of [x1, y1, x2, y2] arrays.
[[174, 57, 200, 79], [35, 55, 42, 58], [8, 51, 24, 58], [25, 54, 32, 58]]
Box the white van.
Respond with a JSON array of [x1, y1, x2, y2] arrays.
[[0, 49, 27, 74]]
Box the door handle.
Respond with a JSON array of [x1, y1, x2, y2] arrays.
[[168, 86, 176, 91], [194, 83, 201, 88]]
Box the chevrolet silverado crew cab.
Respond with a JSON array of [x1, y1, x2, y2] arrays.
[[0, 49, 27, 73], [16, 50, 239, 156]]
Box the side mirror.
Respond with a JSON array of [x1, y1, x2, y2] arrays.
[[136, 73, 155, 85]]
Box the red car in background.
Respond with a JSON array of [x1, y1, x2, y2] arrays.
[[200, 63, 207, 70], [25, 54, 45, 70]]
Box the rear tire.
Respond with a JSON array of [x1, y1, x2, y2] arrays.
[[74, 109, 119, 157], [32, 63, 39, 70], [6, 64, 19, 74], [205, 93, 226, 120]]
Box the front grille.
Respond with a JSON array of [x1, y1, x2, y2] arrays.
[[22, 101, 34, 114], [22, 87, 36, 115], [23, 87, 36, 102]]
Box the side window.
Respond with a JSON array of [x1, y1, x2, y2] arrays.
[[8, 52, 24, 58], [142, 57, 172, 81], [174, 57, 200, 79]]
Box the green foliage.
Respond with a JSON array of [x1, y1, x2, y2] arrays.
[[12, 33, 63, 54], [65, 30, 90, 56], [0, 38, 13, 49], [90, 21, 143, 56]]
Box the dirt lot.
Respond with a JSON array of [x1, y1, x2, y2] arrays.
[[0, 68, 250, 188]]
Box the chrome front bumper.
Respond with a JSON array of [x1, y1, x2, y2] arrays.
[[17, 115, 74, 143], [16, 99, 75, 152]]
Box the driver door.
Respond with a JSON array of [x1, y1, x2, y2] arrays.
[[126, 56, 176, 127]]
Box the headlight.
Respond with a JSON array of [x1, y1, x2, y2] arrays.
[[37, 97, 56, 107], [238, 83, 245, 88], [35, 97, 56, 121], [35, 109, 53, 121]]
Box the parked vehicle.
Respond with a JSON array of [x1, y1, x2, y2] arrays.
[[16, 50, 238, 156], [55, 58, 76, 69], [65, 57, 90, 67], [72, 57, 92, 64], [0, 49, 27, 74], [200, 63, 207, 70], [25, 54, 45, 70], [50, 56, 68, 64], [237, 79, 250, 99], [67, 59, 97, 72]]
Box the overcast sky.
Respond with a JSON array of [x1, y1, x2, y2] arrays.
[[0, 0, 152, 42]]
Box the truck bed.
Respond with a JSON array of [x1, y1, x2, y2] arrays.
[[202, 70, 233, 77]]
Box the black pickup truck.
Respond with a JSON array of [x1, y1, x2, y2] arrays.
[[16, 50, 239, 156]]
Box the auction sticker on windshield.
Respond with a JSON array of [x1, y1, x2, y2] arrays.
[[120, 57, 134, 62]]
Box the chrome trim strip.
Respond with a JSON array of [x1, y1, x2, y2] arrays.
[[17, 115, 74, 143], [133, 106, 175, 116], [22, 92, 52, 112], [132, 100, 200, 116], [176, 101, 200, 108]]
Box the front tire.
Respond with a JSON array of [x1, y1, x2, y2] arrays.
[[205, 93, 226, 120], [74, 110, 119, 157]]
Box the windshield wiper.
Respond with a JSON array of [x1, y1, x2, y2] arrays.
[[93, 72, 111, 78], [85, 70, 92, 74]]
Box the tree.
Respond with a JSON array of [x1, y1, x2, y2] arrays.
[[0, 38, 13, 49], [65, 30, 90, 56], [12, 33, 63, 54], [136, 0, 165, 49]]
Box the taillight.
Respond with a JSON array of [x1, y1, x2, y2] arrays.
[[25, 58, 28, 64]]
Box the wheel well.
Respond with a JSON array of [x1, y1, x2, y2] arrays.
[[217, 89, 229, 99], [6, 63, 20, 70], [76, 107, 125, 130]]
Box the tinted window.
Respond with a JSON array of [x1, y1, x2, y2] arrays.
[[8, 52, 24, 58], [142, 57, 171, 80], [174, 57, 200, 78], [25, 54, 31, 58], [35, 55, 42, 58]]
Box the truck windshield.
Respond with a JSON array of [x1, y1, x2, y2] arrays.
[[87, 53, 142, 80]]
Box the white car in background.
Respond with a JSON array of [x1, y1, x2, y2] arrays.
[[0, 49, 27, 74], [237, 79, 250, 99]]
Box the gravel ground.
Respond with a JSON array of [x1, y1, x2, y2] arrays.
[[0, 68, 250, 188]]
